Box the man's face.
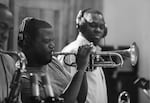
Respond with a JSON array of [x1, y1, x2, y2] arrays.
[[0, 9, 13, 49], [32, 27, 55, 65], [82, 12, 105, 46]]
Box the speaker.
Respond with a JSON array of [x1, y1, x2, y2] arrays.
[[76, 8, 107, 38]]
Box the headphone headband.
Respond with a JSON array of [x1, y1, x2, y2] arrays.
[[19, 17, 33, 34]]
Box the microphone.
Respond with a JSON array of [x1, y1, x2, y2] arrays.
[[30, 73, 41, 103], [41, 74, 64, 103], [41, 74, 57, 103], [41, 74, 54, 97]]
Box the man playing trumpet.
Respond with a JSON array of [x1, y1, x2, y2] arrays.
[[18, 17, 93, 103]]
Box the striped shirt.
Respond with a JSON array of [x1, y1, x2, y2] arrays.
[[21, 57, 71, 103]]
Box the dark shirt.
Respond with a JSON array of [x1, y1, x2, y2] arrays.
[[0, 53, 16, 103]]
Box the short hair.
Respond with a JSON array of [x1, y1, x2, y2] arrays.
[[82, 8, 103, 16], [18, 17, 52, 49], [76, 8, 104, 29]]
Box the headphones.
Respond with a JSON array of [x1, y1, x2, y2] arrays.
[[18, 17, 33, 48], [76, 8, 108, 38]]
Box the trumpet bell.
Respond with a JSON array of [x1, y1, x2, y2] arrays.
[[128, 42, 139, 66], [119, 42, 139, 66]]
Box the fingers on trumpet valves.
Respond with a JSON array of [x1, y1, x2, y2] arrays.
[[79, 42, 93, 49], [85, 42, 94, 53], [79, 42, 95, 55], [86, 42, 94, 50], [89, 43, 98, 54], [77, 44, 93, 57], [88, 42, 97, 53]]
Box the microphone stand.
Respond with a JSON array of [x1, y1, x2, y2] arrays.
[[5, 52, 27, 103]]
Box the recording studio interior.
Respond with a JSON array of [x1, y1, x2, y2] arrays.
[[0, 0, 150, 103]]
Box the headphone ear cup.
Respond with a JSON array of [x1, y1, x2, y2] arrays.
[[18, 33, 24, 48], [79, 16, 86, 26], [18, 32, 32, 49], [102, 24, 108, 38], [76, 10, 82, 29], [76, 10, 86, 30]]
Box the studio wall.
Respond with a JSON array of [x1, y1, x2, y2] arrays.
[[103, 0, 150, 103]]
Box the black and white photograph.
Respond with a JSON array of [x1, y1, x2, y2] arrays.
[[0, 0, 149, 103]]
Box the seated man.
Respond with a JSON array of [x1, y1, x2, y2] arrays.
[[18, 17, 93, 103]]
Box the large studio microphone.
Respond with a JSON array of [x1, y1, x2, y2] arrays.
[[41, 74, 55, 103], [41, 74, 54, 97], [134, 77, 150, 99], [41, 74, 64, 103], [30, 73, 41, 103]]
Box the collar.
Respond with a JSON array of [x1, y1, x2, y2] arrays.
[[76, 32, 90, 45], [76, 32, 102, 50]]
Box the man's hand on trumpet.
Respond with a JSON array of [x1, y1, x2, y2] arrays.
[[76, 43, 94, 71]]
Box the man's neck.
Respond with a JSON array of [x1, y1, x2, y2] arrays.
[[26, 64, 48, 73]]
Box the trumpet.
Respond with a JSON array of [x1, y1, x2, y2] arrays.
[[53, 42, 138, 70]]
